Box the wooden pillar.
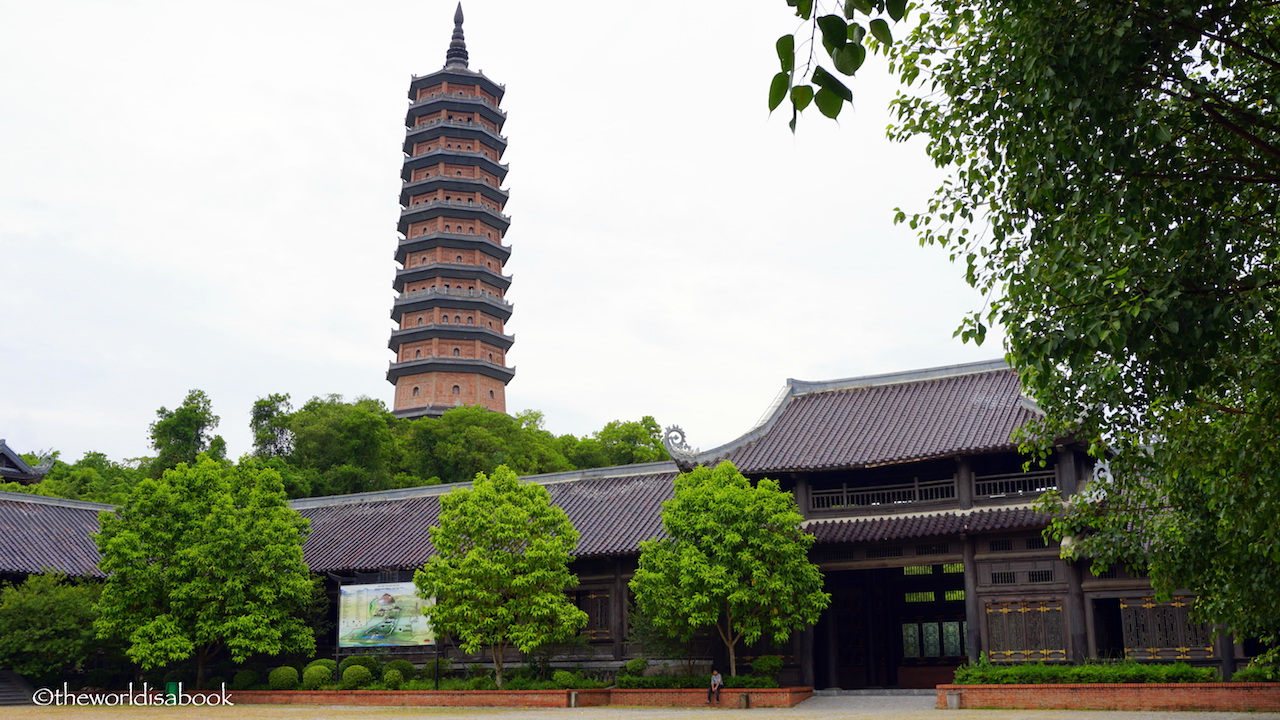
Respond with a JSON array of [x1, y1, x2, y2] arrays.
[[825, 606, 839, 689], [1215, 627, 1237, 680], [612, 564, 625, 660], [1065, 560, 1088, 662], [800, 624, 816, 687], [1056, 446, 1079, 497], [956, 456, 973, 510], [962, 535, 981, 662], [794, 474, 811, 518]]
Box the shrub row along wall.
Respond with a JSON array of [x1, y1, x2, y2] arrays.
[[230, 687, 811, 708], [936, 683, 1280, 712]]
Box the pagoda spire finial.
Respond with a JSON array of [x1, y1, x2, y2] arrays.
[[445, 2, 469, 68]]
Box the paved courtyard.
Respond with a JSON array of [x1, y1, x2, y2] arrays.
[[3, 694, 1280, 720]]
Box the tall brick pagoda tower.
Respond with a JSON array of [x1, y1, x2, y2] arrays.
[[388, 3, 515, 419]]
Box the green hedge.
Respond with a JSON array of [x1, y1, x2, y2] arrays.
[[230, 669, 259, 691], [341, 665, 374, 690], [268, 666, 299, 691], [615, 674, 779, 689], [304, 658, 337, 674], [1232, 663, 1280, 682], [338, 655, 381, 679], [302, 665, 331, 690], [384, 659, 417, 681], [953, 659, 1218, 685]]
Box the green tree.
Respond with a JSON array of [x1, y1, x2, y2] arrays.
[[413, 465, 587, 689], [288, 395, 396, 494], [94, 456, 315, 688], [0, 574, 101, 683], [772, 0, 1280, 647], [406, 406, 572, 484], [631, 461, 829, 676], [250, 393, 294, 459], [149, 389, 225, 476], [32, 452, 142, 504], [584, 416, 666, 467]]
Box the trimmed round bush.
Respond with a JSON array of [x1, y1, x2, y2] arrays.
[[751, 654, 784, 679], [342, 664, 374, 689], [623, 657, 649, 677], [423, 657, 453, 679], [302, 665, 332, 690], [268, 666, 299, 691], [384, 659, 417, 680], [338, 655, 381, 679], [305, 658, 337, 674], [382, 668, 404, 689], [230, 669, 259, 691], [551, 670, 577, 688]]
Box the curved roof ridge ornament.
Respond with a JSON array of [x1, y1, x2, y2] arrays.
[[444, 2, 469, 69], [0, 439, 52, 483], [662, 425, 700, 473]]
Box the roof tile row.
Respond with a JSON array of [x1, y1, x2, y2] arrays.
[[726, 367, 1038, 473], [298, 471, 676, 573], [0, 495, 106, 577], [806, 506, 1050, 544]]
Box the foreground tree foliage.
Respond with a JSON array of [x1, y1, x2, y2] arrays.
[[0, 574, 102, 683], [95, 456, 315, 688], [631, 462, 829, 676], [775, 0, 1280, 647], [414, 465, 587, 689]]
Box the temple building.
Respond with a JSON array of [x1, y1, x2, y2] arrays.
[[387, 4, 516, 419], [0, 11, 1251, 692], [0, 360, 1250, 686]]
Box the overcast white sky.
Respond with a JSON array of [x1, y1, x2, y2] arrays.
[[0, 1, 1006, 463]]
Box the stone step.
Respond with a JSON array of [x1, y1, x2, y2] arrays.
[[0, 671, 34, 706]]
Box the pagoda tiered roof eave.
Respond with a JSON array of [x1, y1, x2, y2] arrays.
[[400, 175, 508, 207], [388, 324, 515, 352], [402, 150, 509, 182], [387, 357, 515, 384], [395, 232, 512, 265], [391, 288, 514, 322], [402, 120, 508, 156], [406, 97, 506, 130], [397, 201, 511, 235], [393, 261, 512, 292], [408, 67, 505, 104]]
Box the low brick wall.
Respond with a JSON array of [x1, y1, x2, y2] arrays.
[[232, 689, 584, 708], [937, 683, 1280, 711], [609, 687, 812, 708], [232, 687, 807, 708]]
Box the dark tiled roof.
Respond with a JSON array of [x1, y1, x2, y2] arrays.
[[806, 506, 1050, 544], [0, 439, 51, 482], [0, 492, 106, 577], [714, 361, 1039, 473], [297, 466, 676, 573]]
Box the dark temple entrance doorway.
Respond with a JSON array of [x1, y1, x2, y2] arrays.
[[813, 563, 968, 688]]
